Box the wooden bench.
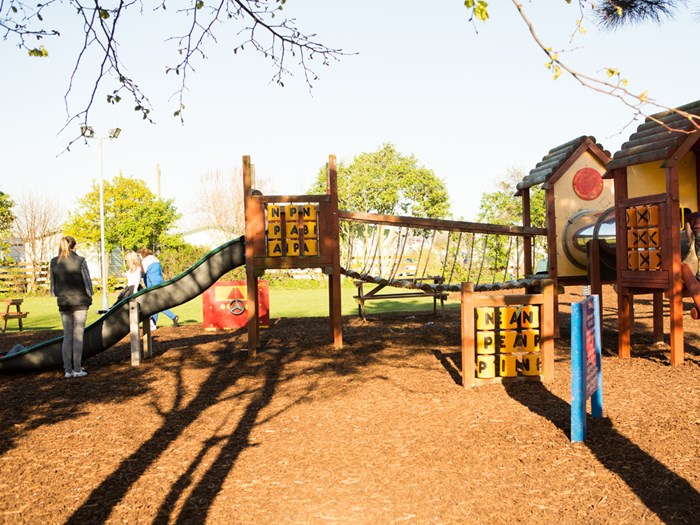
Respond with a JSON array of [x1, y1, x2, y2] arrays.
[[1, 299, 29, 334], [354, 276, 448, 320]]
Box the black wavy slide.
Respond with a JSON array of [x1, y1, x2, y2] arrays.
[[0, 237, 246, 374]]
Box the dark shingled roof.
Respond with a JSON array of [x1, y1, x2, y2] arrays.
[[516, 136, 609, 192], [606, 99, 700, 171]]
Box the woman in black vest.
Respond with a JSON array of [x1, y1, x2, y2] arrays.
[[50, 236, 93, 378]]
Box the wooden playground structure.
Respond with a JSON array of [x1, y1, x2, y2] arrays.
[[239, 99, 700, 385], [243, 155, 343, 354], [515, 135, 614, 324], [604, 100, 700, 366], [242, 156, 553, 387]]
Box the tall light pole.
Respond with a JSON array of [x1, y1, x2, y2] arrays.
[[81, 125, 121, 310]]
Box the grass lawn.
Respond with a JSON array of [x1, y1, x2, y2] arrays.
[[1, 283, 459, 333]]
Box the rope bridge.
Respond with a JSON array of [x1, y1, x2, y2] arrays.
[[338, 211, 548, 293]]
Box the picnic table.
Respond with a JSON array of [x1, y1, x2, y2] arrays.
[[1, 299, 29, 333], [353, 276, 448, 320]]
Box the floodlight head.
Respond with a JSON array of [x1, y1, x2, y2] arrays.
[[81, 125, 95, 138], [109, 127, 121, 139]]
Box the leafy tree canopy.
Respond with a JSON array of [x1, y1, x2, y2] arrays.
[[64, 175, 181, 254], [0, 191, 16, 256], [476, 167, 545, 228], [309, 143, 450, 219], [0, 192, 15, 234]]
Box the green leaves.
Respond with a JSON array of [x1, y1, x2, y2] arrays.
[[0, 192, 16, 236], [133, 105, 151, 119], [27, 46, 48, 57], [604, 67, 629, 87], [99, 9, 110, 19], [65, 175, 181, 254], [545, 54, 562, 80], [309, 143, 450, 219], [196, 1, 204, 10], [477, 168, 545, 228], [464, 0, 489, 22]]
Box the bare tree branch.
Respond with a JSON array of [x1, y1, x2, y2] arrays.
[[12, 192, 64, 291], [194, 167, 272, 243], [2, 0, 349, 148], [512, 0, 700, 134]]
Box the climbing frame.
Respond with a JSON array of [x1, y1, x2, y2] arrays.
[[243, 155, 342, 355]]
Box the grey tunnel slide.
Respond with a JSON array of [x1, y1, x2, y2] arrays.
[[0, 237, 246, 373]]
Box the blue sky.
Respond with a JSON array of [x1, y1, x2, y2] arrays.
[[1, 1, 697, 227]]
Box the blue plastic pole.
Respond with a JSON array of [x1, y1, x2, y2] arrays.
[[590, 295, 604, 419], [571, 301, 586, 442]]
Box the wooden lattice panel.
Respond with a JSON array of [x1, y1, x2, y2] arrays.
[[626, 205, 662, 271]]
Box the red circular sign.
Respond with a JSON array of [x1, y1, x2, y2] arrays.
[[572, 167, 603, 201]]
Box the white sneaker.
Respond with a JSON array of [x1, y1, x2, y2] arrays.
[[150, 321, 157, 331], [64, 371, 74, 378], [73, 369, 87, 378]]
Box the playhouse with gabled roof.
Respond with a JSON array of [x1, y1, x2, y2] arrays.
[[516, 136, 613, 323], [605, 99, 700, 366]]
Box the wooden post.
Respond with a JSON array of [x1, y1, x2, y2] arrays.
[[652, 291, 664, 343], [461, 282, 475, 388], [327, 155, 343, 349], [588, 240, 604, 327], [618, 291, 632, 359], [667, 165, 684, 365], [545, 187, 560, 337], [246, 274, 259, 357], [243, 155, 260, 356], [540, 279, 555, 382], [129, 301, 143, 366], [613, 168, 632, 359], [521, 189, 533, 277]]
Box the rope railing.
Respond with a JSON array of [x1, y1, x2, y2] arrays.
[[339, 210, 548, 293], [340, 266, 547, 294]]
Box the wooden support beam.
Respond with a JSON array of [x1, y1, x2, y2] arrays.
[[461, 283, 475, 389], [521, 189, 533, 277], [540, 279, 555, 383], [617, 291, 633, 359], [588, 240, 603, 327], [667, 164, 685, 365], [652, 291, 664, 344], [244, 155, 260, 356], [327, 154, 343, 349]]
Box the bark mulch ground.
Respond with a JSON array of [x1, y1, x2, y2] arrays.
[[0, 286, 698, 524]]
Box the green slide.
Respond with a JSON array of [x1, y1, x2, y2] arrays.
[[0, 237, 246, 373]]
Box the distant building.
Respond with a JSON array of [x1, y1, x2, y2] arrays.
[[2, 234, 121, 281], [182, 226, 240, 250]]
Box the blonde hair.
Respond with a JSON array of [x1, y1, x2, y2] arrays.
[[125, 251, 141, 272], [57, 236, 77, 262]]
